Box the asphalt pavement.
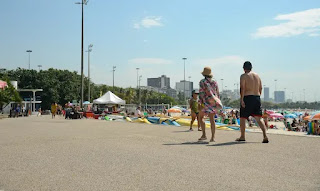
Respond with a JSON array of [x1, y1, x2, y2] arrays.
[[0, 116, 319, 191]]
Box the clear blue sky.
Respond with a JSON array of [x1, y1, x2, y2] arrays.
[[1, 0, 319, 102]]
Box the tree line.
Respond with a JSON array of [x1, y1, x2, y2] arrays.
[[0, 68, 180, 110]]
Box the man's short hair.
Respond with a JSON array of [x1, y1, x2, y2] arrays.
[[243, 61, 252, 70]]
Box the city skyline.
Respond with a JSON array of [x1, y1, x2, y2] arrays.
[[1, 1, 319, 102]]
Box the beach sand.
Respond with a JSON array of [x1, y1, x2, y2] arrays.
[[0, 115, 319, 191]]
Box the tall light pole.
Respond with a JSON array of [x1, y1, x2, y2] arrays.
[[139, 75, 142, 88], [37, 65, 42, 71], [220, 79, 224, 92], [139, 75, 142, 104], [86, 44, 93, 102], [182, 58, 187, 102], [136, 68, 140, 89], [75, 0, 88, 108], [26, 50, 32, 69], [112, 66, 116, 90], [188, 76, 191, 96]]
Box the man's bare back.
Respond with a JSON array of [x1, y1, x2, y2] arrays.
[[240, 72, 262, 96]]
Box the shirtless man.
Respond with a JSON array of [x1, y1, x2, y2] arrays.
[[236, 61, 269, 143]]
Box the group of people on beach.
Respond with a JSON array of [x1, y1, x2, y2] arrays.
[[189, 61, 269, 143]]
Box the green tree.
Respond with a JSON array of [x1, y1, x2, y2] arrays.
[[0, 78, 22, 110]]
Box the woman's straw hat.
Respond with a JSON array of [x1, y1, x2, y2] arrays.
[[201, 66, 213, 77]]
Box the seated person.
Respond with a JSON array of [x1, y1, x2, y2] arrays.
[[314, 120, 319, 135], [135, 106, 142, 118], [291, 119, 297, 127]]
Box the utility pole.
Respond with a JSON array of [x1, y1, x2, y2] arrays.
[[182, 58, 187, 102], [75, 0, 88, 108], [139, 75, 142, 104], [87, 44, 93, 102], [26, 50, 32, 69], [112, 66, 116, 90], [136, 68, 140, 89], [37, 65, 42, 71], [221, 79, 224, 92]]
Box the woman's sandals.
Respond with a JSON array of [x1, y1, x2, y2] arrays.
[[236, 137, 269, 143]]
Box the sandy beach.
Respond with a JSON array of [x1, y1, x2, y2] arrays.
[[0, 115, 319, 191]]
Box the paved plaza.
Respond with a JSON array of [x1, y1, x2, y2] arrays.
[[0, 116, 319, 191]]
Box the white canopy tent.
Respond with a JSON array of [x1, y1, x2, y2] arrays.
[[93, 91, 125, 105]]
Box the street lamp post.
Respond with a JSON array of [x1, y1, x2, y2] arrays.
[[136, 68, 140, 104], [87, 44, 93, 102], [188, 76, 191, 96], [182, 58, 187, 102], [136, 68, 140, 89], [26, 50, 32, 69], [139, 75, 142, 104], [37, 65, 42, 71], [75, 0, 88, 108], [221, 79, 224, 92], [112, 66, 116, 90]]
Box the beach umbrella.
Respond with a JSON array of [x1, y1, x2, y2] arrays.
[[266, 110, 275, 114], [0, 80, 7, 89], [294, 112, 303, 116], [168, 108, 182, 113], [303, 116, 311, 120], [171, 106, 183, 110], [310, 113, 320, 120], [284, 114, 297, 119], [269, 113, 284, 119], [185, 109, 191, 113]]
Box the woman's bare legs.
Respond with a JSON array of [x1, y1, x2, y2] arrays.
[[209, 113, 216, 142], [199, 111, 207, 140]]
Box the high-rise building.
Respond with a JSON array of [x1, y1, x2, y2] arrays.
[[176, 80, 193, 98], [147, 75, 170, 89], [274, 91, 285, 103], [264, 87, 270, 102]]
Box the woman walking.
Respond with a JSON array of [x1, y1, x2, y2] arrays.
[[198, 67, 222, 142], [189, 90, 201, 131], [51, 102, 57, 119]]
